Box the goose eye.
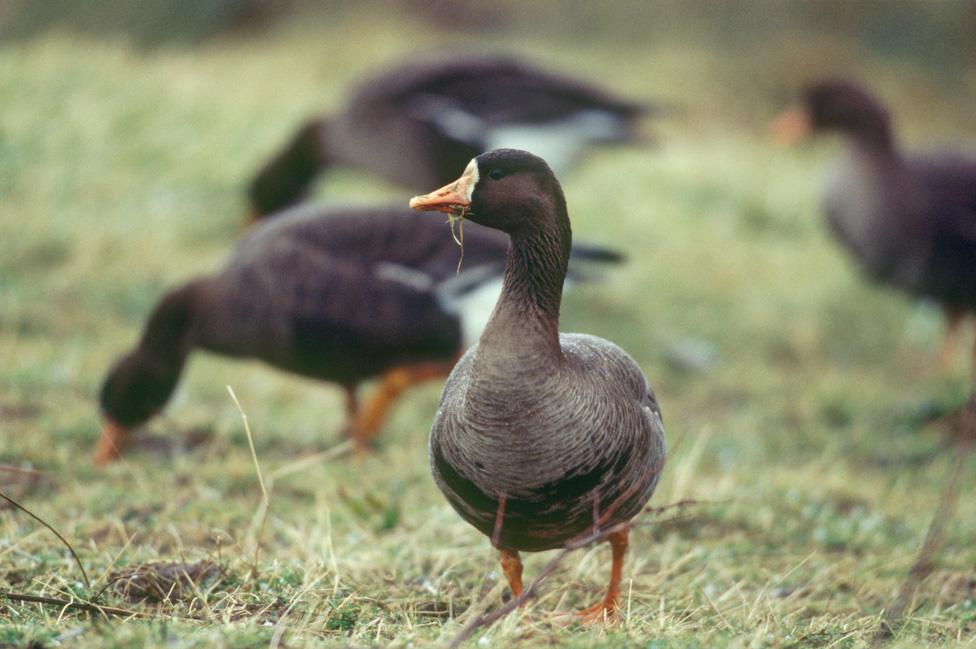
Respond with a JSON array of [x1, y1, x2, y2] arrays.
[[487, 168, 505, 180]]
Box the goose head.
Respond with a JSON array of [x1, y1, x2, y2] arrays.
[[95, 350, 182, 465], [409, 148, 567, 236], [772, 79, 892, 149]]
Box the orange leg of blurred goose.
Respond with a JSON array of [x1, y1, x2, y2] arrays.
[[576, 528, 628, 624], [94, 420, 129, 466], [347, 359, 458, 451], [499, 548, 524, 599]]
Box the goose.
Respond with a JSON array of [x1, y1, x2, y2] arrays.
[[247, 54, 655, 219], [773, 79, 976, 372], [95, 203, 623, 465], [409, 149, 667, 621]]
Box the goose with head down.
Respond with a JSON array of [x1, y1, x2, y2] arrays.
[[247, 54, 657, 220], [95, 203, 623, 465], [773, 79, 976, 373], [410, 149, 667, 621]]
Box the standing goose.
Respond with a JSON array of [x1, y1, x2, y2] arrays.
[[248, 54, 655, 219], [773, 79, 976, 371], [96, 204, 623, 465], [409, 149, 667, 621]]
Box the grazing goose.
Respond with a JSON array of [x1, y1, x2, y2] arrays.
[[773, 79, 976, 371], [95, 204, 623, 465], [409, 149, 667, 621], [247, 54, 654, 219]]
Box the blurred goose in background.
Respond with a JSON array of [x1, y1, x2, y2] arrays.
[[96, 204, 623, 465], [410, 149, 666, 621], [247, 54, 656, 219], [773, 79, 976, 373]]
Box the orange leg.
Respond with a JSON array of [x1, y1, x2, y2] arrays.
[[938, 308, 965, 372], [499, 548, 524, 599], [577, 528, 629, 624], [94, 420, 130, 467], [346, 360, 457, 451]]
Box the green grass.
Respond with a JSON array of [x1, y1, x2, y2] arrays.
[[3, 6, 976, 648]]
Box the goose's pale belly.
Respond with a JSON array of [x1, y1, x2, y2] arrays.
[[821, 155, 883, 259], [821, 155, 937, 293]]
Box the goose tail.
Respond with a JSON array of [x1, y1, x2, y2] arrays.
[[567, 242, 626, 284], [569, 242, 626, 265]]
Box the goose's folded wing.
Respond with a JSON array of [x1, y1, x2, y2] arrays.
[[911, 156, 976, 301], [919, 156, 976, 245], [400, 57, 649, 148], [233, 243, 462, 362]]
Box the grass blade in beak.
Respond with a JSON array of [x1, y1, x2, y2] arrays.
[[447, 207, 467, 274]]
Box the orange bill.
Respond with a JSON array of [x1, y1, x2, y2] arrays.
[[409, 161, 478, 213], [770, 107, 812, 145], [94, 419, 129, 466]]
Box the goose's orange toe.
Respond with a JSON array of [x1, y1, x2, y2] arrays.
[[574, 597, 619, 625]]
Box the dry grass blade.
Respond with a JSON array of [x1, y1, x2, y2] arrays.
[[268, 439, 355, 481], [227, 385, 269, 505], [0, 489, 90, 590], [1, 592, 154, 619], [874, 393, 976, 642], [447, 208, 467, 274], [227, 385, 272, 577]]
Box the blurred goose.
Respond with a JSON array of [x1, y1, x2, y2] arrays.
[[773, 79, 976, 371], [96, 204, 623, 465], [247, 54, 655, 219], [410, 149, 666, 621]]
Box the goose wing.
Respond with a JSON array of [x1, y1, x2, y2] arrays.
[[208, 230, 463, 380], [912, 154, 976, 306], [918, 155, 976, 241], [362, 56, 648, 151]]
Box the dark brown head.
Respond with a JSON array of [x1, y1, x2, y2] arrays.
[[95, 350, 183, 466], [95, 282, 199, 465], [100, 351, 181, 429], [409, 149, 568, 237], [246, 118, 330, 221], [772, 79, 893, 149]]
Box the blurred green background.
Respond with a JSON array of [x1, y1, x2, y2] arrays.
[[2, 0, 975, 70], [2, 2, 976, 647]]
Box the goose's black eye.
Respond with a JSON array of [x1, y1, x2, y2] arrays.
[[487, 168, 505, 180]]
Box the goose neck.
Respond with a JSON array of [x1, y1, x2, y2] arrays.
[[475, 217, 571, 366]]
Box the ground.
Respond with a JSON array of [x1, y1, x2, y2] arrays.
[[2, 6, 976, 648]]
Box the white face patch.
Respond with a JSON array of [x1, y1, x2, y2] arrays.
[[462, 158, 479, 201]]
